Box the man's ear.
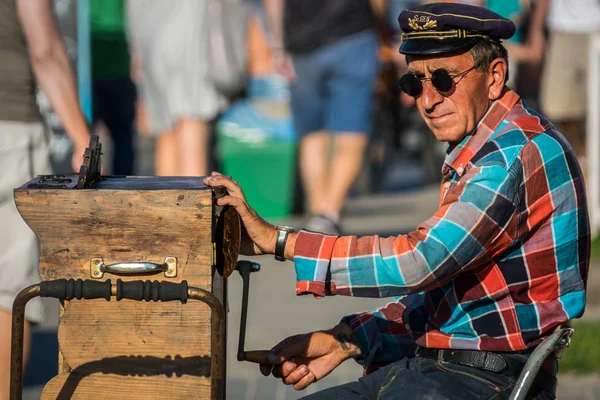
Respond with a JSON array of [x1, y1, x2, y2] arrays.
[[487, 58, 508, 101]]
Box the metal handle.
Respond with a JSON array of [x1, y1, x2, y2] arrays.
[[236, 260, 271, 364], [90, 257, 177, 279], [242, 350, 270, 365], [104, 262, 166, 274], [10, 280, 226, 400]]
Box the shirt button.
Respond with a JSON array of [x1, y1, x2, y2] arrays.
[[444, 181, 451, 189]]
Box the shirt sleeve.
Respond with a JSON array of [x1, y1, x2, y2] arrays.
[[293, 163, 519, 298], [340, 293, 424, 370]]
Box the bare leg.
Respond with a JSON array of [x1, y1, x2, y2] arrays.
[[299, 131, 331, 215], [1, 309, 31, 400], [325, 133, 368, 216], [175, 117, 209, 177], [155, 130, 178, 176]]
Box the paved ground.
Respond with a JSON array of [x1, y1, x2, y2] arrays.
[[20, 135, 600, 398]]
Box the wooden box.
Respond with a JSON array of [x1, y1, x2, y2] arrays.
[[13, 138, 239, 399]]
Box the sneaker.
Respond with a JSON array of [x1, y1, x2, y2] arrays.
[[304, 215, 342, 235]]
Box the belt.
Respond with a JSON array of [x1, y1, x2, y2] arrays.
[[416, 347, 557, 395]]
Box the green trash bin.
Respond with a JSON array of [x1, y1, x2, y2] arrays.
[[216, 96, 297, 219], [218, 133, 296, 219]]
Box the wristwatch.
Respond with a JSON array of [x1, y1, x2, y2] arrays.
[[274, 226, 295, 261]]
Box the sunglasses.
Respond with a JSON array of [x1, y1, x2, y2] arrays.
[[399, 65, 478, 98]]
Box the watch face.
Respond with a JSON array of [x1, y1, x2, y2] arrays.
[[277, 226, 295, 232]]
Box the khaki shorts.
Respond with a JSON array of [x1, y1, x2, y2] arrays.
[[0, 121, 51, 323], [541, 31, 590, 121]]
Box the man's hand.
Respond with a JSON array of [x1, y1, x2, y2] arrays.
[[259, 323, 361, 391], [273, 49, 296, 83], [71, 142, 88, 172], [202, 172, 278, 256]]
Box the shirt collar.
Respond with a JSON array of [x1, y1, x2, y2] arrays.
[[443, 89, 520, 177]]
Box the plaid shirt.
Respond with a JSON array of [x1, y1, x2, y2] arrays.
[[293, 89, 590, 369]]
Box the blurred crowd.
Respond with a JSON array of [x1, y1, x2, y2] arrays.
[[85, 0, 600, 232], [2, 0, 600, 230]]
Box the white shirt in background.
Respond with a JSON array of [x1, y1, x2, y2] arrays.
[[547, 0, 600, 33]]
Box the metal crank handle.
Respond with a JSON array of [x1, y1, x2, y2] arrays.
[[236, 261, 270, 365], [241, 350, 271, 365], [90, 257, 177, 279]]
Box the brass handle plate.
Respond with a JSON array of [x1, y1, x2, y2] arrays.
[[90, 257, 177, 279]]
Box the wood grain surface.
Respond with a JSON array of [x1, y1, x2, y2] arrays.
[[14, 188, 214, 283], [58, 299, 212, 368], [41, 373, 211, 399]]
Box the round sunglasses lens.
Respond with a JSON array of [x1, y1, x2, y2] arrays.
[[399, 74, 422, 97], [431, 69, 453, 93]]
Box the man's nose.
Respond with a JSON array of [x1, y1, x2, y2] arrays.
[[420, 81, 445, 111]]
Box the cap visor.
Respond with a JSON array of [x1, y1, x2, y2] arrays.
[[399, 38, 481, 56]]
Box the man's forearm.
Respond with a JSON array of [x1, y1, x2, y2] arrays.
[[263, 0, 285, 49], [16, 0, 90, 150], [283, 232, 297, 261], [331, 323, 362, 360], [293, 163, 518, 298], [31, 43, 90, 148], [369, 0, 387, 21], [341, 295, 420, 368], [530, 0, 550, 36]]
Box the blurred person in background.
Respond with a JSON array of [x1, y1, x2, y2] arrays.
[[127, 0, 229, 176], [485, 0, 532, 87], [382, 0, 449, 187], [264, 0, 385, 235], [90, 0, 136, 176], [0, 0, 90, 396], [422, 0, 485, 6], [537, 0, 600, 165]]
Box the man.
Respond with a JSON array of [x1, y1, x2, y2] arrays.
[[539, 0, 600, 165], [204, 3, 589, 399], [0, 0, 90, 397], [90, 0, 136, 175], [263, 0, 385, 234]]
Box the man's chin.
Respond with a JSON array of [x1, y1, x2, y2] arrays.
[[427, 121, 455, 139], [429, 128, 454, 142]]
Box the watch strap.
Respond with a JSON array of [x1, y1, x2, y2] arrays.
[[275, 227, 292, 261]]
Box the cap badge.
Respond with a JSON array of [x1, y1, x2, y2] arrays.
[[408, 15, 438, 31]]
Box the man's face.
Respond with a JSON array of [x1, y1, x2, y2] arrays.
[[407, 51, 492, 145]]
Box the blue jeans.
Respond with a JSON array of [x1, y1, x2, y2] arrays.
[[300, 356, 555, 400]]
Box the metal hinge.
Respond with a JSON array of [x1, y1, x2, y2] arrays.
[[212, 242, 217, 266]]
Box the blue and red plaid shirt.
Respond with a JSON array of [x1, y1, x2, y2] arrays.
[[293, 89, 590, 369]]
